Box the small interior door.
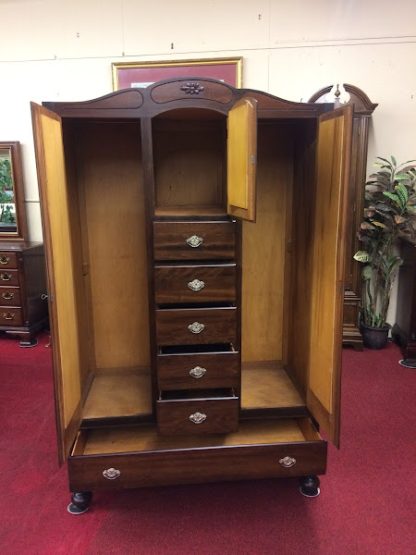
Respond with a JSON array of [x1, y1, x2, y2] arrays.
[[307, 105, 353, 447], [31, 103, 84, 462], [227, 97, 257, 222]]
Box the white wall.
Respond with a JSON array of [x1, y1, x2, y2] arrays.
[[1, 0, 415, 321]]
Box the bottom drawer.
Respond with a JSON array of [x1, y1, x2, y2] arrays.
[[157, 390, 239, 435], [68, 419, 327, 491], [0, 306, 23, 326]]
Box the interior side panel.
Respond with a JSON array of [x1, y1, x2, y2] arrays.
[[286, 121, 317, 395]]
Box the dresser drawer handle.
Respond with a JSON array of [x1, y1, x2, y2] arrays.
[[2, 312, 15, 321], [189, 366, 207, 379], [0, 273, 12, 282], [188, 321, 205, 334], [189, 411, 207, 424], [187, 279, 205, 292], [102, 467, 121, 480], [1, 292, 14, 301], [279, 456, 297, 468], [0, 256, 10, 265], [186, 235, 203, 248]]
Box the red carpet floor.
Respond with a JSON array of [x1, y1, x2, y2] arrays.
[[0, 334, 415, 554]]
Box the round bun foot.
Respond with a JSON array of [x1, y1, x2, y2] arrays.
[[19, 338, 38, 348], [67, 491, 92, 515], [299, 475, 321, 498], [67, 502, 89, 515]]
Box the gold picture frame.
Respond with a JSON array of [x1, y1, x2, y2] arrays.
[[112, 57, 243, 90]]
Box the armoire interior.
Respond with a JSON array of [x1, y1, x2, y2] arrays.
[[52, 106, 326, 457]]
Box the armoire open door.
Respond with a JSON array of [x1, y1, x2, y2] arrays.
[[227, 98, 257, 222], [307, 105, 353, 447], [31, 103, 85, 462]]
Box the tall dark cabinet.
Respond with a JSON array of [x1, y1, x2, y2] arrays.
[[309, 85, 377, 349], [32, 79, 352, 513]]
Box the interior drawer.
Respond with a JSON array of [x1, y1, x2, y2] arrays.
[[157, 345, 240, 390], [156, 306, 237, 346], [0, 252, 18, 269], [154, 263, 237, 304], [153, 221, 236, 261], [0, 269, 19, 286], [157, 389, 239, 435], [0, 307, 23, 326], [68, 419, 327, 491], [0, 287, 21, 306]]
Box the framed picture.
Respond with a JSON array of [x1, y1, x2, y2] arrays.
[[112, 57, 242, 90]]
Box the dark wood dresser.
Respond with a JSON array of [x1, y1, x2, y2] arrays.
[[0, 241, 48, 345]]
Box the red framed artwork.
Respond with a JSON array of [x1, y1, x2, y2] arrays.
[[112, 57, 243, 90]]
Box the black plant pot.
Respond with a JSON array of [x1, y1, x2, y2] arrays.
[[361, 324, 390, 349]]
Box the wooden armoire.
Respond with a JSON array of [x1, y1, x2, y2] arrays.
[[31, 78, 352, 513]]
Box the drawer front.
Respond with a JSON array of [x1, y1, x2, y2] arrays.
[[157, 351, 240, 390], [153, 221, 236, 261], [0, 287, 21, 306], [0, 307, 23, 326], [68, 439, 327, 491], [155, 264, 236, 304], [0, 251, 18, 269], [156, 307, 237, 346], [157, 398, 239, 435], [0, 269, 19, 286]]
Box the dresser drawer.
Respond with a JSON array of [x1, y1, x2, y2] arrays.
[[156, 307, 237, 346], [155, 263, 236, 304], [68, 419, 327, 491], [0, 252, 18, 269], [0, 269, 19, 286], [0, 287, 21, 306], [157, 347, 240, 390], [153, 221, 236, 261], [0, 307, 23, 326], [157, 392, 239, 435]]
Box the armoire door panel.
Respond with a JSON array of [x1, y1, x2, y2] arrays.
[[31, 103, 84, 462], [227, 98, 257, 222], [307, 105, 353, 447]]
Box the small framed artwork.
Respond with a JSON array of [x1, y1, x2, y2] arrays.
[[112, 57, 243, 90]]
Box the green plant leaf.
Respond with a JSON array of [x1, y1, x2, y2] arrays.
[[362, 265, 373, 280], [354, 250, 369, 262]]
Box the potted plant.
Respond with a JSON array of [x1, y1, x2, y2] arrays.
[[354, 156, 416, 348]]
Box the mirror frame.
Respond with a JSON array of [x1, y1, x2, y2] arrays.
[[0, 141, 28, 241]]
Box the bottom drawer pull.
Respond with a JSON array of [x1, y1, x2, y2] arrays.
[[189, 411, 207, 424], [2, 312, 15, 321], [279, 456, 297, 468], [102, 467, 121, 480]]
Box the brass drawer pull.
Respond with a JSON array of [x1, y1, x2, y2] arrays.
[[0, 256, 10, 265], [102, 467, 121, 480], [1, 292, 14, 301], [187, 278, 205, 292], [189, 411, 207, 424], [0, 272, 12, 282], [188, 321, 205, 334], [279, 456, 297, 468], [186, 235, 203, 248], [189, 366, 207, 379], [2, 312, 15, 321]]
